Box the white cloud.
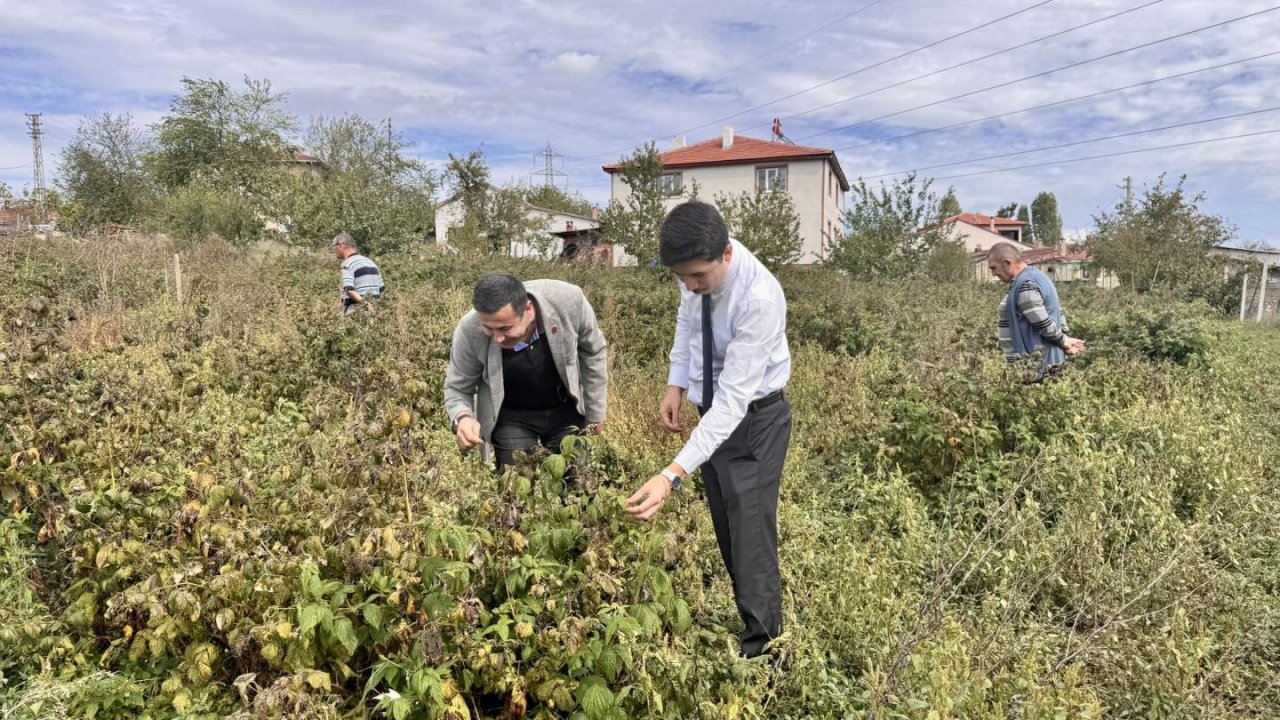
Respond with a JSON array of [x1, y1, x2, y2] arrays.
[[545, 52, 600, 74], [0, 0, 1275, 235]]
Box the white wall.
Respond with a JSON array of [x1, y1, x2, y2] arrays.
[[951, 222, 1030, 254], [436, 195, 602, 261], [434, 200, 466, 246], [609, 156, 844, 264]]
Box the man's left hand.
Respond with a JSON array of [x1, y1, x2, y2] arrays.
[[625, 475, 671, 521], [587, 422, 605, 436], [1063, 337, 1086, 356]]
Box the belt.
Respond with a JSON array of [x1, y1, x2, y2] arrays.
[[699, 390, 785, 416]]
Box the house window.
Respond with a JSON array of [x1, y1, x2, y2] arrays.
[[756, 165, 787, 192], [659, 171, 683, 196]]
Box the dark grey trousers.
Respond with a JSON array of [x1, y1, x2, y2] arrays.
[[491, 403, 585, 471], [700, 395, 792, 658]]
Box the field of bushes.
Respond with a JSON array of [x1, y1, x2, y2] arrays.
[[1, 234, 1277, 719]]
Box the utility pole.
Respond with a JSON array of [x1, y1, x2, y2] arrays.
[[25, 113, 46, 219], [1124, 176, 1133, 215], [530, 142, 567, 190]]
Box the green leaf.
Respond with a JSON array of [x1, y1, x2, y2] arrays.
[[576, 676, 615, 719], [298, 603, 332, 637], [330, 616, 359, 655], [362, 603, 383, 630]]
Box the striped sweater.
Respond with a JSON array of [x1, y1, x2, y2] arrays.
[[997, 280, 1068, 360], [340, 254, 385, 313]]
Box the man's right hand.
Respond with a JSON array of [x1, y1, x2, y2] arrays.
[[659, 386, 685, 432], [455, 416, 482, 452], [1063, 337, 1086, 356]]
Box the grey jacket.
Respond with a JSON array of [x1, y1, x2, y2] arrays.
[[444, 279, 608, 442]]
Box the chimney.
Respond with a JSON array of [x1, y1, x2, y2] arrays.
[[722, 126, 735, 149], [672, 135, 686, 149]]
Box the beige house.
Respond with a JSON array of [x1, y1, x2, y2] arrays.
[[603, 128, 850, 263], [941, 213, 1032, 253]]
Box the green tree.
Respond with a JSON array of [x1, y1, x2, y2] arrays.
[[150, 76, 295, 196], [55, 113, 157, 233], [523, 185, 596, 218], [270, 114, 437, 252], [1030, 191, 1063, 248], [598, 143, 668, 264], [443, 151, 541, 255], [0, 182, 15, 209], [1091, 174, 1232, 295], [714, 188, 802, 270], [444, 150, 490, 216], [827, 173, 954, 280], [996, 202, 1020, 219], [938, 188, 962, 218], [923, 239, 973, 282]]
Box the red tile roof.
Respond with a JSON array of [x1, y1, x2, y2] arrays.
[[603, 134, 850, 191], [971, 245, 1095, 264], [944, 212, 1028, 227], [291, 149, 323, 164]]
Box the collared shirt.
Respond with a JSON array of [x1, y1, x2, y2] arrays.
[[513, 327, 541, 353], [668, 239, 791, 473]]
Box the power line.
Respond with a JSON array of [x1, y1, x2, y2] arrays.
[[704, 0, 891, 84], [926, 127, 1280, 181], [0, 163, 32, 170], [796, 5, 1280, 143], [765, 0, 1164, 133], [574, 0, 1058, 164], [861, 105, 1280, 179], [833, 49, 1280, 154]]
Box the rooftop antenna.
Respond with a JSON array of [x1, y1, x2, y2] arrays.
[[771, 117, 796, 145]]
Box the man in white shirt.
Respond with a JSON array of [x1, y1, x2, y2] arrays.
[[625, 201, 793, 659]]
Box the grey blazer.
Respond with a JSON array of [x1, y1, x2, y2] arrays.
[[444, 279, 608, 443]]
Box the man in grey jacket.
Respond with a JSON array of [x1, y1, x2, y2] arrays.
[[444, 273, 608, 470]]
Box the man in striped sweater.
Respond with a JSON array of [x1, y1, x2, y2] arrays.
[[333, 233, 385, 315], [988, 243, 1085, 373]]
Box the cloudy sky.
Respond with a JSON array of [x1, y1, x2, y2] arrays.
[[2, 0, 1277, 246]]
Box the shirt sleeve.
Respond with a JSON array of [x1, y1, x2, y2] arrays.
[[673, 298, 781, 473], [1016, 282, 1066, 348], [341, 262, 355, 293], [666, 290, 692, 389]]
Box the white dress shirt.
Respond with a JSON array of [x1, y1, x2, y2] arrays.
[[668, 239, 791, 473]]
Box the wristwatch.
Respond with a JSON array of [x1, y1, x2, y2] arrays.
[[660, 468, 682, 492]]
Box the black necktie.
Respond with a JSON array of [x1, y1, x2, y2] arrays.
[[702, 293, 714, 410]]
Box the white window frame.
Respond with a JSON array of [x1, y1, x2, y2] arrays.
[[659, 171, 683, 196], [755, 164, 788, 192]]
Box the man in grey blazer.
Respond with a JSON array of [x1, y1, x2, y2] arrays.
[[445, 273, 608, 470]]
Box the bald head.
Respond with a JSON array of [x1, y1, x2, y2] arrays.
[[986, 242, 1026, 283]]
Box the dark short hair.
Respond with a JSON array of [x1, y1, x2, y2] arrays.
[[659, 201, 730, 266], [473, 273, 529, 315]]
